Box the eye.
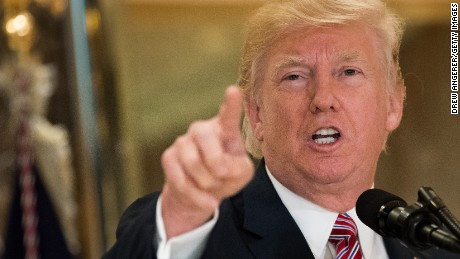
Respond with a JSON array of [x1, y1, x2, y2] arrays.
[[343, 69, 358, 76], [284, 74, 301, 81]]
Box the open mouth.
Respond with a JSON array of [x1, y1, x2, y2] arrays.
[[312, 128, 340, 145]]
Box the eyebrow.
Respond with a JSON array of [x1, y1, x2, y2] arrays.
[[273, 50, 364, 70], [270, 50, 367, 82], [334, 50, 364, 63], [270, 56, 309, 82], [274, 56, 308, 71]]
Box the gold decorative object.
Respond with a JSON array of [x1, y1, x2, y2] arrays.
[[4, 11, 35, 54], [2, 0, 34, 58]]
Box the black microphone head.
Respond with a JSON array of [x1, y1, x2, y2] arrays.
[[356, 189, 407, 234]]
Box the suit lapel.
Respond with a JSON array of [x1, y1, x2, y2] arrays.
[[239, 160, 315, 259]]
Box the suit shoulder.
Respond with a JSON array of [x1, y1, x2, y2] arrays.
[[103, 192, 160, 259], [116, 192, 160, 238]]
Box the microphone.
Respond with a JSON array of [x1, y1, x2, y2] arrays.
[[356, 188, 460, 253]]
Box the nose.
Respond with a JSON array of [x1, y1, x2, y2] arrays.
[[309, 75, 340, 113]]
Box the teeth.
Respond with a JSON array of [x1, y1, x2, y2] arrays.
[[313, 128, 340, 145], [315, 137, 336, 144], [314, 128, 339, 136]]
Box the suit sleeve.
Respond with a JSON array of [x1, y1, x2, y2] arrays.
[[155, 195, 218, 259], [102, 193, 159, 259], [102, 192, 219, 259]]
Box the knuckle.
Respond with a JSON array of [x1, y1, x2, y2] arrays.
[[188, 120, 206, 134], [189, 120, 215, 138], [161, 147, 174, 164], [174, 135, 188, 147], [181, 150, 200, 170], [206, 154, 224, 174], [198, 178, 215, 191]]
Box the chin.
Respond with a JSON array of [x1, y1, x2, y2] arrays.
[[301, 160, 355, 182], [309, 170, 350, 184]]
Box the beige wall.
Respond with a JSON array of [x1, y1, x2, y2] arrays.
[[98, 0, 460, 249]]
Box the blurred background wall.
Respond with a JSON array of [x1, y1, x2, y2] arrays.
[[0, 0, 459, 258]]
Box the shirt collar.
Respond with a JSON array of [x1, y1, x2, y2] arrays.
[[265, 165, 383, 259]]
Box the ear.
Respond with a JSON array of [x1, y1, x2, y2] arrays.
[[245, 98, 264, 141], [385, 85, 405, 132]]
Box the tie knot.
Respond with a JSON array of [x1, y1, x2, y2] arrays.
[[329, 213, 363, 259], [330, 213, 358, 237]]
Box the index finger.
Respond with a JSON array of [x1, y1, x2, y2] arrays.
[[218, 86, 244, 150]]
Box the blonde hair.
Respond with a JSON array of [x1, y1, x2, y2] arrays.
[[237, 0, 405, 158]]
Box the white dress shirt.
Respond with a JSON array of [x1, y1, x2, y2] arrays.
[[266, 168, 389, 259], [155, 166, 390, 259]]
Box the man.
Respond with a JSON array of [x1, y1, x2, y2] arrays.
[[104, 0, 459, 258]]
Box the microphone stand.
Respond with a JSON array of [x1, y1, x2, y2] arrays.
[[418, 186, 460, 240]]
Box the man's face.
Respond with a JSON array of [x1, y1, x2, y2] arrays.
[[247, 24, 403, 192]]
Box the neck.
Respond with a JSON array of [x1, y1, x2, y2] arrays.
[[268, 166, 374, 213], [298, 183, 371, 212]]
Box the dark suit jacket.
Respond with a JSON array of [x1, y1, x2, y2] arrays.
[[103, 160, 460, 258]]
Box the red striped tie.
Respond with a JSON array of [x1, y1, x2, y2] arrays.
[[328, 213, 363, 259], [16, 68, 40, 259]]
